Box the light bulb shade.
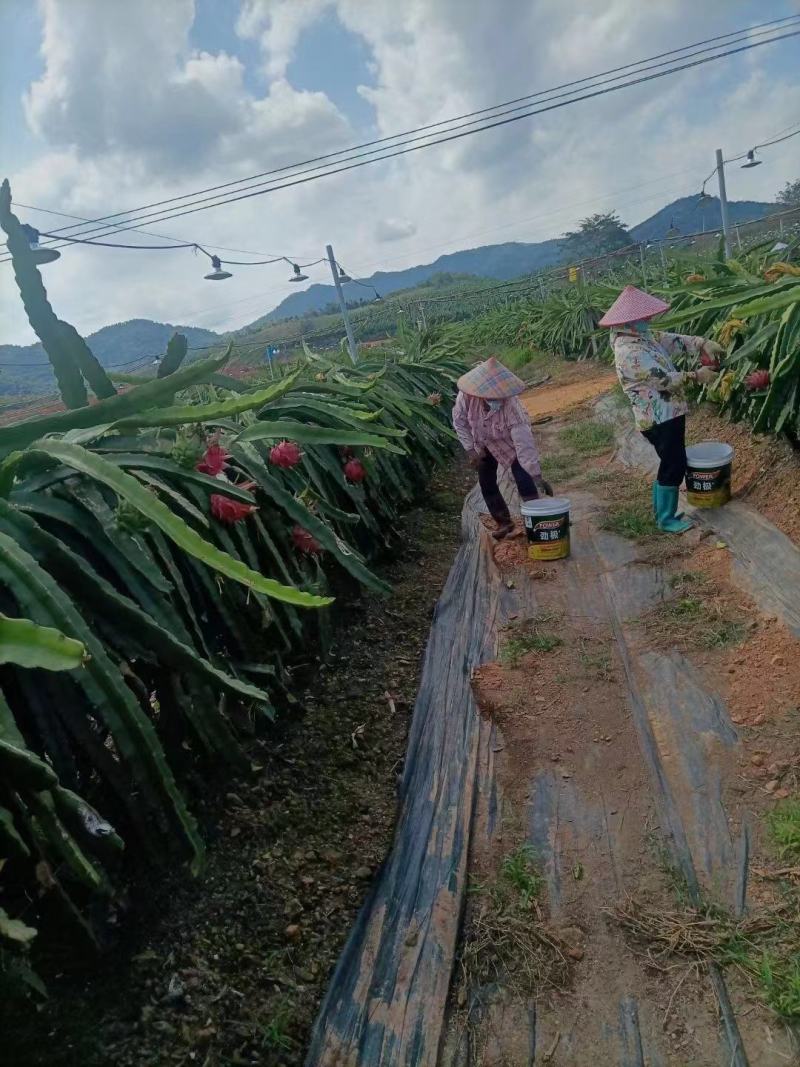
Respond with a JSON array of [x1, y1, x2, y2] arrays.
[[771, 242, 789, 253], [338, 267, 352, 282], [30, 246, 61, 264], [373, 292, 383, 302], [289, 263, 308, 282], [741, 150, 762, 169], [20, 223, 61, 264], [204, 255, 232, 280]]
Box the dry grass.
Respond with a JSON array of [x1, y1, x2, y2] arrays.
[[612, 893, 800, 1022], [641, 571, 745, 650], [612, 898, 782, 962], [461, 846, 571, 998]]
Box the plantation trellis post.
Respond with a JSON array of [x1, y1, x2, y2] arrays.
[[716, 148, 733, 259], [326, 243, 359, 366]]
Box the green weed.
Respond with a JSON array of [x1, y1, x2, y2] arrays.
[[541, 452, 581, 482], [558, 420, 615, 456], [767, 802, 800, 861], [501, 844, 544, 904], [578, 647, 614, 682], [756, 952, 800, 1020], [601, 498, 658, 539], [259, 1002, 294, 1051], [580, 466, 617, 487], [502, 630, 562, 667]]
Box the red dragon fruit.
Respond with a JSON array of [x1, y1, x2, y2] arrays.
[[269, 440, 302, 469], [291, 525, 322, 554], [699, 351, 720, 370], [196, 440, 229, 476], [210, 494, 257, 524], [745, 369, 771, 392], [343, 458, 367, 484]]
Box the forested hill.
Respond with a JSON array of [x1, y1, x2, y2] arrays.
[[0, 319, 220, 395]]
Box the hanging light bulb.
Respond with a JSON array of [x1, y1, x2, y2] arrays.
[[337, 265, 352, 283], [289, 262, 308, 282], [697, 186, 712, 204], [20, 224, 61, 264], [771, 241, 789, 253], [741, 150, 762, 169], [204, 255, 232, 281], [373, 290, 383, 302], [666, 218, 681, 239]]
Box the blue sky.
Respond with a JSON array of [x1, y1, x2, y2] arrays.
[[1, 1, 798, 345]]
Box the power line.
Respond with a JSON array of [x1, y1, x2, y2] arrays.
[[0, 202, 316, 260], [6, 18, 797, 258]]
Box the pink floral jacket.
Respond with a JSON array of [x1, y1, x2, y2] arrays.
[[452, 393, 541, 476]]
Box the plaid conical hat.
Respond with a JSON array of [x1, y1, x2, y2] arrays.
[[456, 356, 527, 399], [599, 285, 670, 327]]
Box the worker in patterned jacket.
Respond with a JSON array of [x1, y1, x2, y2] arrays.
[[600, 286, 724, 533], [452, 356, 550, 540]]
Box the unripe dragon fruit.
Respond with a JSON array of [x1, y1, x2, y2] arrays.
[[115, 498, 151, 534], [171, 427, 205, 469], [344, 458, 367, 483], [291, 525, 322, 554], [269, 440, 302, 469], [745, 369, 771, 392]]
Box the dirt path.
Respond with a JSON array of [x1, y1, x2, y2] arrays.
[[442, 385, 800, 1065], [520, 368, 616, 421]]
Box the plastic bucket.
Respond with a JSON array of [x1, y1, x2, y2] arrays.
[[685, 441, 734, 508], [521, 497, 571, 561]]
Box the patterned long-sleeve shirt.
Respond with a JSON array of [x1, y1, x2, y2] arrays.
[[452, 392, 541, 476], [611, 328, 709, 430]]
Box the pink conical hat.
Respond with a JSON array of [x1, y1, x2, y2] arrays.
[[599, 285, 670, 328], [457, 356, 526, 399]]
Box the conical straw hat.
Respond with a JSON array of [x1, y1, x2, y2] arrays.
[[599, 285, 670, 327], [456, 356, 527, 399]]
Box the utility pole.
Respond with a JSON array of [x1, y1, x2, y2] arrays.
[[715, 148, 732, 259], [326, 243, 358, 365]]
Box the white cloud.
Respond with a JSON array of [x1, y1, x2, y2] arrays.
[[236, 0, 332, 79], [374, 217, 417, 242], [3, 0, 799, 349]]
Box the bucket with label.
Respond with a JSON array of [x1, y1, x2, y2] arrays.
[[521, 497, 571, 561], [685, 441, 734, 508]]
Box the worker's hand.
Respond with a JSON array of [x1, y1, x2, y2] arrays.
[[703, 340, 725, 359], [695, 367, 717, 386], [534, 476, 553, 497]]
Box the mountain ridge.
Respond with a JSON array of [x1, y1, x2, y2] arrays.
[[250, 194, 774, 325]]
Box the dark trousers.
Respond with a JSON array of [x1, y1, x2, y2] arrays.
[[641, 414, 687, 487], [478, 450, 538, 523]]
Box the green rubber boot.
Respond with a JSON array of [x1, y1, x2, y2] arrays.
[[655, 483, 693, 534]]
